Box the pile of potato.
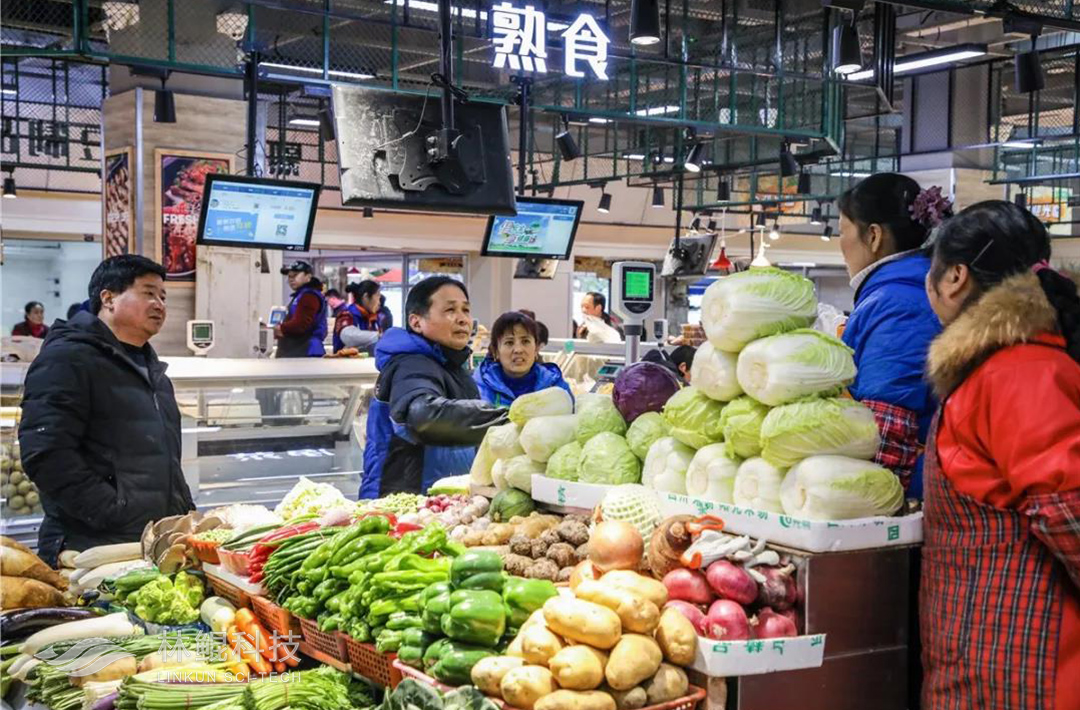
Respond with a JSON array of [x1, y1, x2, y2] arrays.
[[0, 441, 42, 517], [470, 570, 699, 710]]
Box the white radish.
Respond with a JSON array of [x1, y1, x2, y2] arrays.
[[22, 612, 140, 655]]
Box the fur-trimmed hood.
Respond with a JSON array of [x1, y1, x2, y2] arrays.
[[927, 270, 1078, 397]]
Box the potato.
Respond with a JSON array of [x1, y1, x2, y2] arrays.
[[575, 580, 660, 635], [543, 597, 622, 650], [604, 634, 663, 691], [501, 665, 557, 710], [471, 656, 525, 697], [536, 690, 617, 710], [521, 624, 565, 666], [645, 664, 689, 704], [655, 607, 697, 666], [549, 645, 608, 690], [606, 686, 647, 710], [600, 571, 668, 608], [506, 634, 526, 658]]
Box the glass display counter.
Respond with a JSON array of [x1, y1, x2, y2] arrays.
[[540, 339, 665, 394]]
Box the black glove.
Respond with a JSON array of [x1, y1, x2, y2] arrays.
[[406, 395, 509, 446]]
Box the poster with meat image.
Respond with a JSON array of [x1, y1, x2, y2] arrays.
[[155, 150, 232, 282], [103, 148, 134, 260]]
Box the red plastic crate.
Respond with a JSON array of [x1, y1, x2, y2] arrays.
[[344, 635, 403, 688], [251, 595, 300, 637], [298, 617, 348, 662], [205, 571, 252, 609]]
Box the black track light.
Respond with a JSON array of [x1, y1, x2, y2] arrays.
[[716, 179, 731, 202], [3, 173, 16, 199], [708, 219, 717, 231], [684, 142, 705, 173], [797, 171, 811, 194], [822, 223, 834, 240], [1015, 192, 1027, 209], [598, 191, 612, 214], [154, 77, 176, 123], [690, 217, 702, 231], [832, 19, 863, 75], [1015, 46, 1045, 93], [363, 207, 374, 219], [755, 211, 767, 227], [780, 143, 799, 178], [811, 205, 823, 225], [630, 0, 662, 47], [556, 117, 580, 162], [319, 106, 336, 142], [652, 186, 664, 208]]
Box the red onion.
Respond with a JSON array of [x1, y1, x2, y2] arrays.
[[662, 568, 715, 605], [757, 565, 797, 611], [755, 608, 797, 639], [705, 560, 758, 606], [664, 600, 708, 635], [702, 599, 751, 641]]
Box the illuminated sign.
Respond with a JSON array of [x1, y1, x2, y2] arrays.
[[491, 2, 610, 81]]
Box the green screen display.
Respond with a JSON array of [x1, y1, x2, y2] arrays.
[[623, 270, 652, 299], [192, 324, 212, 340]]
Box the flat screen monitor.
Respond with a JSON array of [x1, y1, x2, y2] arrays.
[[481, 197, 583, 260], [196, 174, 321, 252]]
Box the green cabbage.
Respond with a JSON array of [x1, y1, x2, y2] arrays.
[[575, 394, 628, 445], [760, 397, 881, 468], [732, 457, 786, 512], [663, 386, 725, 449], [642, 437, 697, 495], [736, 329, 857, 406], [719, 396, 770, 459], [520, 414, 578, 463], [780, 455, 904, 520], [701, 267, 818, 353], [686, 443, 740, 503], [508, 387, 573, 426], [626, 412, 671, 460], [486, 423, 525, 460], [502, 455, 546, 494], [690, 341, 743, 402], [545, 441, 583, 481], [578, 432, 641, 485]]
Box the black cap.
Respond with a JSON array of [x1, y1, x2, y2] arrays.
[[280, 260, 313, 275]]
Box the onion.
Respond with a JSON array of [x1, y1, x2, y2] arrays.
[[705, 560, 758, 605], [703, 599, 751, 641], [662, 568, 715, 605], [589, 520, 645, 572], [648, 515, 695, 579], [569, 560, 601, 590], [757, 564, 797, 611], [664, 600, 708, 635], [755, 608, 797, 639]]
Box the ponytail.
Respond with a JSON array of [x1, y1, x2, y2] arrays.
[[1035, 267, 1080, 363]]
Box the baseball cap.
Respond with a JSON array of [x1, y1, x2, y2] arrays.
[[280, 260, 313, 275]]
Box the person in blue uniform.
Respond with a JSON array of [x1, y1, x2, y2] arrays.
[[475, 311, 572, 408], [275, 260, 327, 358], [333, 280, 381, 353]]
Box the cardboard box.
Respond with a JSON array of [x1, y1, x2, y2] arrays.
[[658, 492, 922, 553], [530, 474, 616, 511], [691, 633, 826, 677]]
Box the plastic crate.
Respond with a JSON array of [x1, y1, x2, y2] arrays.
[[298, 617, 348, 662], [205, 570, 252, 609], [218, 549, 252, 577], [251, 595, 300, 637], [190, 538, 222, 565], [344, 635, 403, 688], [393, 661, 705, 710]]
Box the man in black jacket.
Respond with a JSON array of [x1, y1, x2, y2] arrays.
[[19, 255, 195, 565], [361, 276, 508, 497]]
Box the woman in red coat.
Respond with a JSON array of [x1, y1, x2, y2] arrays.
[[922, 200, 1080, 710]]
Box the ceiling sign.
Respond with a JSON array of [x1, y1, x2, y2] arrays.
[[491, 2, 610, 80]]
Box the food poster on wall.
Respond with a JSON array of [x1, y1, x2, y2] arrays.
[[155, 150, 232, 282], [103, 148, 134, 259]]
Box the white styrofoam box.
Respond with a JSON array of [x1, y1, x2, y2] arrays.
[[658, 492, 922, 553], [691, 633, 826, 677], [530, 474, 618, 511]]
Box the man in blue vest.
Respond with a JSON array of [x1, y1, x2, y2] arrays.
[[274, 260, 327, 358]]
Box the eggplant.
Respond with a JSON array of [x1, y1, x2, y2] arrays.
[[0, 607, 104, 641]]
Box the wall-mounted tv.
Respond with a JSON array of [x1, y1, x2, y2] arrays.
[[196, 174, 321, 251], [481, 197, 583, 260]]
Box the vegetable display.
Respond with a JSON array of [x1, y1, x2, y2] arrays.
[[688, 343, 742, 403], [575, 396, 628, 446], [661, 388, 724, 450], [699, 267, 817, 352], [611, 363, 680, 425], [759, 397, 880, 468], [735, 330, 856, 407], [640, 438, 696, 496], [779, 455, 905, 520], [0, 537, 69, 610], [578, 433, 641, 486], [509, 388, 574, 426], [625, 413, 670, 462]]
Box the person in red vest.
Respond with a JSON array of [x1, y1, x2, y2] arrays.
[[921, 199, 1080, 710], [12, 301, 48, 338]]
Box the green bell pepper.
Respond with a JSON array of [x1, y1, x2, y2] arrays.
[[502, 577, 558, 628], [457, 571, 505, 593], [401, 628, 436, 649], [450, 550, 503, 588], [422, 608, 444, 635], [397, 644, 424, 668], [442, 590, 506, 647], [423, 638, 453, 670], [431, 644, 497, 685], [422, 582, 452, 605], [375, 629, 404, 653], [330, 535, 397, 578], [386, 612, 424, 631]]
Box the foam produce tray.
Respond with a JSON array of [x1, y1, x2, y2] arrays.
[[530, 475, 616, 511], [690, 633, 827, 677]]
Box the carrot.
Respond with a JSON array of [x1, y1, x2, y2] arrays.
[[273, 661, 286, 674], [282, 647, 300, 668], [227, 624, 271, 676], [234, 610, 276, 662]]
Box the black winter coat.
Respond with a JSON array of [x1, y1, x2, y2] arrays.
[[19, 312, 194, 564]]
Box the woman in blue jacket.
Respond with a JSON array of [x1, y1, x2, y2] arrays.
[[475, 311, 572, 407], [837, 173, 950, 497]]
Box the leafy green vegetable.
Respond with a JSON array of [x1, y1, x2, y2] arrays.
[[686, 443, 740, 502], [626, 412, 671, 460], [719, 396, 770, 459], [760, 397, 880, 468], [520, 414, 577, 463], [486, 422, 525, 460], [663, 386, 725, 449], [129, 571, 204, 625], [578, 432, 641, 485], [575, 394, 628, 445], [735, 329, 856, 406], [642, 437, 696, 494], [779, 454, 904, 520], [545, 441, 583, 481], [733, 457, 787, 513], [508, 387, 573, 426], [502, 455, 545, 494], [690, 341, 743, 402], [701, 267, 818, 352]]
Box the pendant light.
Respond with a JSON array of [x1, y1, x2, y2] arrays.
[[652, 185, 665, 208], [598, 191, 612, 214], [716, 178, 731, 202], [711, 210, 733, 273], [2, 169, 16, 199], [555, 116, 580, 161], [683, 142, 705, 173], [630, 0, 662, 47], [832, 19, 863, 75], [154, 76, 176, 123], [780, 142, 799, 178], [1015, 44, 1045, 93]]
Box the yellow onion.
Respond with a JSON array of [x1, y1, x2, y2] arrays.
[[588, 520, 644, 572]]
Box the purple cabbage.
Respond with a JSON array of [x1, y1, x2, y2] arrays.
[[613, 361, 681, 424]]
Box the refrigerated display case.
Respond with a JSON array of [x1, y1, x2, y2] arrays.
[[540, 339, 666, 394]]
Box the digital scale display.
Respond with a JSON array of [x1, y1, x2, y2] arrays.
[[623, 268, 653, 300], [191, 323, 213, 342]]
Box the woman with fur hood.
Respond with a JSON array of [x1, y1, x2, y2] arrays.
[[921, 200, 1080, 710]]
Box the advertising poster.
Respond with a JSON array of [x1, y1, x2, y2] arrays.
[[155, 150, 232, 282], [102, 148, 134, 260]]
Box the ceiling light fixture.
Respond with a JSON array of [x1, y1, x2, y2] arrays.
[[588, 117, 611, 124], [216, 11, 249, 41], [755, 211, 767, 228], [822, 223, 834, 241], [624, 153, 646, 161], [288, 114, 322, 127], [555, 116, 580, 161], [780, 143, 799, 177], [834, 170, 871, 178], [797, 171, 811, 194], [846, 43, 987, 81], [630, 0, 662, 46], [261, 61, 375, 80], [652, 186, 665, 208], [363, 207, 374, 219], [690, 217, 702, 231], [768, 220, 780, 241], [154, 77, 176, 123], [1015, 43, 1045, 93], [832, 18, 863, 75], [1, 88, 16, 97], [3, 170, 16, 199], [716, 179, 731, 202], [634, 105, 680, 117], [684, 142, 705, 173], [598, 191, 612, 214], [707, 219, 718, 231], [1015, 192, 1027, 209]]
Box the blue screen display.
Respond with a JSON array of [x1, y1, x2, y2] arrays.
[[201, 181, 317, 249], [485, 199, 581, 258]]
